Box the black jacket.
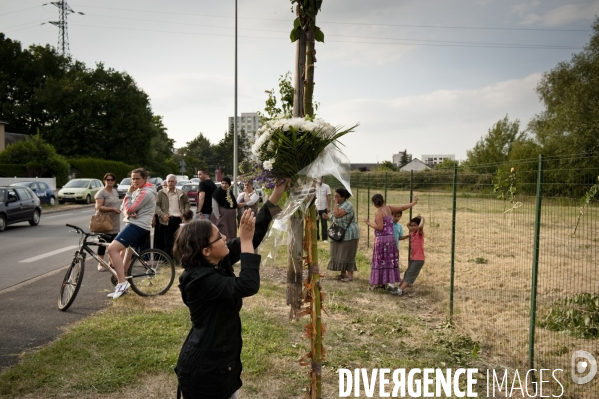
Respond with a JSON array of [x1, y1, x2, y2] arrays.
[[175, 201, 279, 399]]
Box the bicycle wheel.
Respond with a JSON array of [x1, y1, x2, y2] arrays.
[[58, 256, 85, 311], [127, 249, 175, 297]]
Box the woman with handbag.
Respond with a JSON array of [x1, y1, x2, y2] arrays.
[[322, 188, 360, 282], [93, 172, 122, 271]]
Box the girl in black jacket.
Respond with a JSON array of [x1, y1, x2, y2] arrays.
[[172, 180, 287, 399]]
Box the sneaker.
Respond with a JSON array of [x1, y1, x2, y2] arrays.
[[385, 283, 397, 292], [108, 281, 130, 299], [389, 287, 403, 296]]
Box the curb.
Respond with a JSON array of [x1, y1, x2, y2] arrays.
[[42, 203, 96, 214]]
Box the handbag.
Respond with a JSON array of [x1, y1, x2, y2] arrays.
[[327, 214, 354, 241], [90, 212, 113, 233]]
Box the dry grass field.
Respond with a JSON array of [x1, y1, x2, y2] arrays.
[[353, 187, 599, 397]]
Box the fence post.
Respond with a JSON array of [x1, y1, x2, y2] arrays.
[[367, 173, 370, 248], [450, 165, 458, 324], [529, 154, 544, 375], [355, 174, 359, 224], [408, 170, 413, 263], [384, 172, 388, 201]]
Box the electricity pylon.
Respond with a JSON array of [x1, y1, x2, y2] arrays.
[[47, 1, 83, 57]]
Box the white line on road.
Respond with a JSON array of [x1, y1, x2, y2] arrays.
[[19, 245, 79, 263]]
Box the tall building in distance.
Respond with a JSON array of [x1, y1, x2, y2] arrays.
[[422, 154, 455, 167], [228, 112, 262, 134]]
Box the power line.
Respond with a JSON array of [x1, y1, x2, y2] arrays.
[[80, 13, 582, 49], [74, 5, 592, 33], [43, 1, 84, 56], [66, 23, 583, 50], [0, 5, 40, 17]]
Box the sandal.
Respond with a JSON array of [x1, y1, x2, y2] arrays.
[[97, 264, 105, 272], [334, 275, 345, 280], [341, 277, 353, 282]]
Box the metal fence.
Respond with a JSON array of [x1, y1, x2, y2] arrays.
[[325, 154, 599, 396]]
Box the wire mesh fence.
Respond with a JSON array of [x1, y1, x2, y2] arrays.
[[325, 154, 599, 396]]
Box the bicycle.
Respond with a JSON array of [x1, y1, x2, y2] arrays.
[[58, 224, 175, 311]]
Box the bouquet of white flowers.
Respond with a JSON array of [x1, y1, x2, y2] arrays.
[[251, 116, 357, 182]]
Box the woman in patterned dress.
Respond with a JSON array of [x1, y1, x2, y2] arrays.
[[364, 194, 418, 290]]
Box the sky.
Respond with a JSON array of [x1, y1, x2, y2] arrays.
[[2, 0, 598, 163]]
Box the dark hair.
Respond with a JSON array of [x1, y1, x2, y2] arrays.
[[222, 176, 232, 185], [371, 193, 385, 207], [336, 188, 351, 199], [409, 217, 421, 225], [181, 209, 194, 223], [103, 172, 116, 181], [131, 168, 148, 179], [198, 168, 210, 175], [173, 219, 214, 267], [393, 211, 403, 216]]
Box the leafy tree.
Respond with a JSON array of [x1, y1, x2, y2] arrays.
[[465, 115, 523, 173], [257, 72, 295, 123], [435, 159, 459, 170], [527, 17, 599, 185], [377, 160, 397, 172], [0, 133, 69, 185], [0, 34, 173, 170]]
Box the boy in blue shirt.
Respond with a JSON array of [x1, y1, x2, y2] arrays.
[[388, 211, 409, 295]]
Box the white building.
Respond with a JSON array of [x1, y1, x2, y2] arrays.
[[392, 150, 412, 166], [228, 112, 262, 134], [422, 154, 455, 167], [400, 158, 431, 172]]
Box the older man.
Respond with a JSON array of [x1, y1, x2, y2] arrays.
[[155, 174, 190, 257]]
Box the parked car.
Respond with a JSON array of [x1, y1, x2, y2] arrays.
[[175, 180, 191, 189], [0, 186, 42, 232], [57, 178, 103, 204], [181, 183, 199, 205], [9, 181, 56, 206], [148, 177, 164, 192], [190, 178, 200, 183], [117, 177, 131, 198]]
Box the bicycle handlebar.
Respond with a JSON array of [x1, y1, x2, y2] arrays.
[[65, 224, 112, 242]]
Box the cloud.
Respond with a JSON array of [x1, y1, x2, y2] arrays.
[[319, 73, 544, 163], [515, 2, 599, 26]]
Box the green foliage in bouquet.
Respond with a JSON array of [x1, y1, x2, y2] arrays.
[[251, 116, 357, 182]]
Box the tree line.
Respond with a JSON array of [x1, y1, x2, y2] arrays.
[[0, 33, 249, 181]]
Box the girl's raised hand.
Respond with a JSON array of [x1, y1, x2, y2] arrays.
[[239, 208, 256, 242]]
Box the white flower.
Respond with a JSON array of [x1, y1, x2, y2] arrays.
[[263, 159, 274, 171]]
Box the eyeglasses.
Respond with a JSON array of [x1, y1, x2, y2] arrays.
[[105, 178, 115, 182], [207, 232, 224, 246]]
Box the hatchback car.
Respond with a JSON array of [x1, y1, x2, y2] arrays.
[[117, 177, 131, 198], [0, 186, 42, 232], [57, 179, 103, 204], [181, 183, 199, 205], [9, 181, 56, 205], [175, 180, 191, 189]]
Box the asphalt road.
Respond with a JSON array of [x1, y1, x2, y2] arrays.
[[0, 204, 120, 370]]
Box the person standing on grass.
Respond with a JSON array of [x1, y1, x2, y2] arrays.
[[172, 179, 288, 399], [364, 194, 418, 291], [322, 188, 360, 282], [314, 177, 331, 242], [392, 215, 425, 297], [392, 210, 410, 268], [106, 168, 156, 299], [196, 168, 217, 220], [155, 174, 191, 257]]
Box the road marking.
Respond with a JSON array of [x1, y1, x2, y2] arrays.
[[19, 245, 79, 263]]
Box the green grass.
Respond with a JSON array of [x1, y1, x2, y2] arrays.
[[0, 215, 487, 398]]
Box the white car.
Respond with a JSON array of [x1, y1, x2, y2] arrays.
[[117, 178, 131, 198], [57, 179, 103, 204]]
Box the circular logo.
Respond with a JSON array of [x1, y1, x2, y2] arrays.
[[571, 350, 597, 385]]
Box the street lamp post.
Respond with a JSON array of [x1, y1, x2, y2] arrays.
[[233, 0, 238, 195]]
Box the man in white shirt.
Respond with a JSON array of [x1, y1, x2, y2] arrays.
[[314, 177, 331, 242]]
